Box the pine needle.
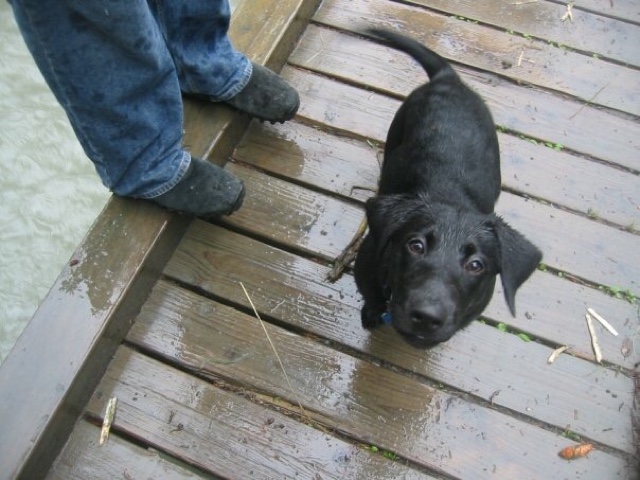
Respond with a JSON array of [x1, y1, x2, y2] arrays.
[[240, 282, 307, 419], [569, 82, 610, 119]]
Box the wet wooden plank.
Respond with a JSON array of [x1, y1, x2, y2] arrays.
[[85, 346, 437, 480], [126, 279, 634, 477], [229, 0, 320, 69], [408, 0, 640, 66], [224, 161, 639, 304], [490, 271, 639, 370], [312, 0, 640, 119], [284, 65, 398, 141], [287, 61, 639, 174], [235, 119, 640, 236], [496, 192, 639, 294], [289, 25, 640, 170], [575, 0, 640, 23], [48, 421, 206, 480], [222, 162, 365, 260], [497, 133, 640, 231], [164, 224, 638, 453], [233, 121, 380, 203]]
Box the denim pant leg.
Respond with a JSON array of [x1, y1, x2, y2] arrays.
[[150, 0, 252, 100], [9, 0, 189, 198]]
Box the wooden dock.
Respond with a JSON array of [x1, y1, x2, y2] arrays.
[[1, 0, 638, 478]]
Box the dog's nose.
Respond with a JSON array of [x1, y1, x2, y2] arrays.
[[410, 305, 448, 332]]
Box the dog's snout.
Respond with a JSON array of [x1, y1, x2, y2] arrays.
[[411, 305, 447, 332]]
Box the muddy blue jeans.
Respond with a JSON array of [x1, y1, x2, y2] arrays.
[[9, 0, 251, 198]]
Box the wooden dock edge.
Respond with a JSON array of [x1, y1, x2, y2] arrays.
[[0, 1, 321, 478]]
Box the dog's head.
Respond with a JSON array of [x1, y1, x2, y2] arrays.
[[366, 194, 542, 348]]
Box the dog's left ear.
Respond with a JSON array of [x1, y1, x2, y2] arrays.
[[493, 217, 542, 316], [365, 194, 429, 243]]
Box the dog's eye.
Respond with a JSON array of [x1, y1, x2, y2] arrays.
[[407, 239, 425, 254], [465, 259, 485, 274]]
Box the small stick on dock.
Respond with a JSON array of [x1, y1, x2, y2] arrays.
[[561, 2, 574, 22], [547, 345, 569, 364], [326, 216, 368, 282], [99, 397, 118, 446], [587, 307, 618, 336], [585, 313, 603, 363]]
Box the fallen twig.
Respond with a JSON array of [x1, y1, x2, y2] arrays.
[[326, 216, 368, 282], [99, 397, 118, 446], [561, 2, 574, 22], [587, 307, 618, 336], [585, 312, 603, 363], [547, 345, 569, 364], [240, 282, 308, 419]]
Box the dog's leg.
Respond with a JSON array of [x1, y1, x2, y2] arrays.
[[361, 301, 388, 329], [354, 235, 389, 329]]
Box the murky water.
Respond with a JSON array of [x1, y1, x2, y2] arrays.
[[0, 4, 110, 362]]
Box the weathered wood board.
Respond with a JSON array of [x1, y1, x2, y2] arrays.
[[83, 346, 438, 480], [121, 279, 631, 478], [164, 224, 637, 455], [48, 420, 208, 480]]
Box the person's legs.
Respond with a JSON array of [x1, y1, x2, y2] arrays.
[[9, 0, 187, 198], [151, 0, 299, 122], [150, 0, 250, 100], [9, 0, 244, 215]]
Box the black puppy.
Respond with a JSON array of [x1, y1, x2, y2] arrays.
[[354, 29, 542, 348]]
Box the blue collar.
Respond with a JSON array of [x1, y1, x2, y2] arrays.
[[380, 282, 393, 324]]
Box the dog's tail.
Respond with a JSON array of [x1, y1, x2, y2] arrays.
[[367, 28, 455, 81]]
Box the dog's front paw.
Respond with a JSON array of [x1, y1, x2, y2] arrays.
[[361, 304, 386, 330]]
